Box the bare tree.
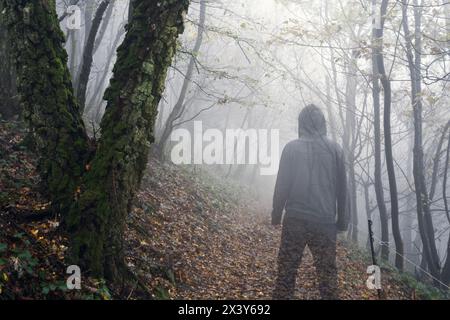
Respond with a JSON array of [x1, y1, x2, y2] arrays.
[[156, 0, 207, 159], [402, 0, 441, 283], [76, 0, 111, 113], [372, 0, 390, 261], [376, 0, 403, 270]]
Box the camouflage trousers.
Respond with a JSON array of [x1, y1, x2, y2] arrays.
[[273, 217, 338, 300]]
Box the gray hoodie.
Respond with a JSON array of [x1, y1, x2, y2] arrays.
[[272, 105, 349, 231]]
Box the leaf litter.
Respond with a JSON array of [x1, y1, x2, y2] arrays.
[[0, 121, 417, 299]]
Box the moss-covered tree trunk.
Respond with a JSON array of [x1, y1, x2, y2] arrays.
[[0, 1, 20, 120], [66, 0, 190, 279], [1, 0, 90, 213], [3, 0, 190, 281]]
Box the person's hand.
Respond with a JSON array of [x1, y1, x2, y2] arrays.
[[271, 210, 282, 227], [271, 215, 282, 227]]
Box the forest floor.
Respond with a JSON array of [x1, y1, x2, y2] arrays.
[[0, 120, 442, 300]]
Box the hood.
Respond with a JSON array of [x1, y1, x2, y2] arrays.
[[298, 104, 327, 138]]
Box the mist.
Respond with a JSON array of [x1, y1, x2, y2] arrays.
[[0, 0, 449, 301]]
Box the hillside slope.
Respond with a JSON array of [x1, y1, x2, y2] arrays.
[[128, 158, 414, 300], [0, 121, 429, 299]]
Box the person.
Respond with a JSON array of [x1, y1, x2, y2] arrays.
[[272, 104, 349, 300]]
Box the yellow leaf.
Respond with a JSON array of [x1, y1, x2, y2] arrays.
[[101, 292, 110, 300]]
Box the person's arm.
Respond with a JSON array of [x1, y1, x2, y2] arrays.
[[272, 145, 293, 225], [336, 146, 349, 232]]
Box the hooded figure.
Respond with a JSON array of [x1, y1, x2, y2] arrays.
[[272, 104, 348, 300], [297, 104, 327, 138]]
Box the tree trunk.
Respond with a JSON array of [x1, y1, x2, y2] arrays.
[[403, 127, 415, 269], [92, 0, 114, 56], [84, 1, 94, 43], [343, 49, 358, 243], [63, 0, 81, 85], [128, 0, 135, 21], [74, 0, 94, 88], [2, 0, 90, 214], [402, 0, 441, 282], [66, 0, 190, 279], [325, 76, 337, 142], [348, 165, 358, 242], [441, 131, 450, 285], [85, 26, 126, 121], [68, 29, 79, 84], [429, 120, 450, 201], [371, 0, 389, 260], [0, 1, 19, 120], [376, 0, 403, 270], [364, 184, 370, 250], [76, 0, 111, 114]]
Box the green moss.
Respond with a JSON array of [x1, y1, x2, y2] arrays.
[[394, 272, 449, 300], [142, 61, 155, 75], [64, 0, 190, 279], [4, 0, 90, 214], [4, 0, 191, 280]]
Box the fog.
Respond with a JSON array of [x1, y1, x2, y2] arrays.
[[53, 0, 450, 276], [49, 0, 450, 286]]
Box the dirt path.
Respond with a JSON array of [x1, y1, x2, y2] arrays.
[[127, 159, 412, 300], [0, 124, 421, 300]]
